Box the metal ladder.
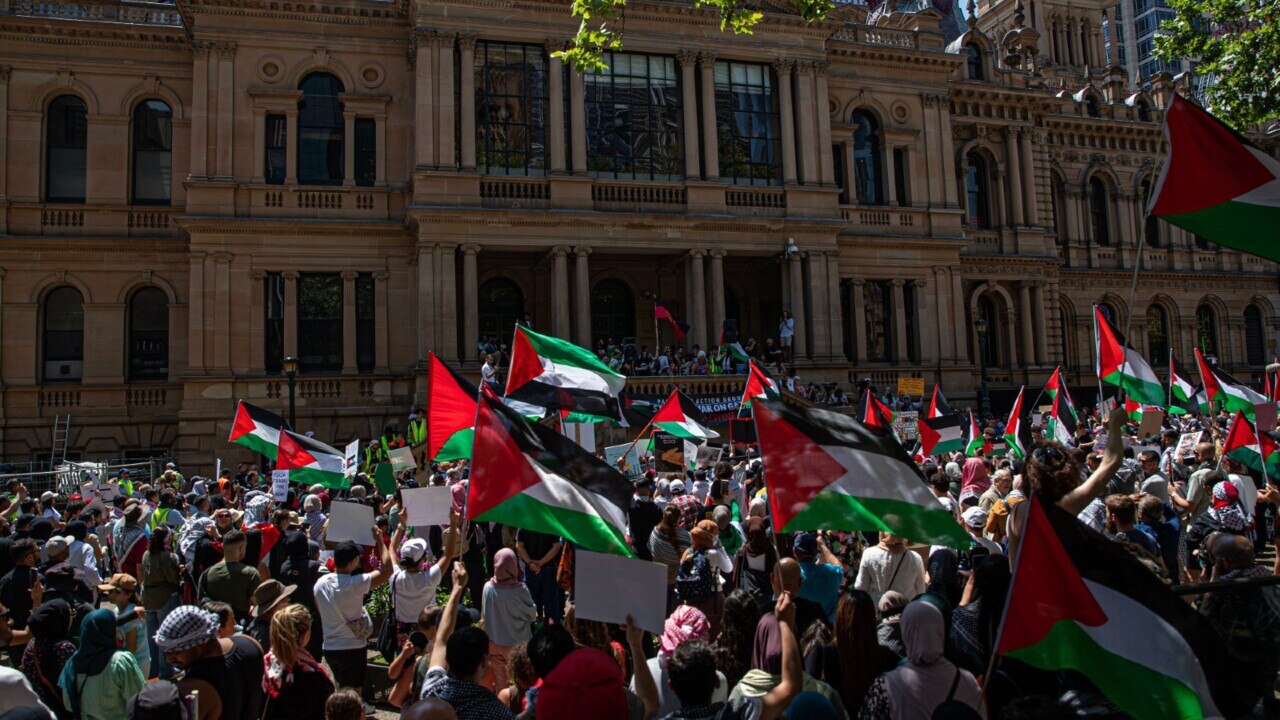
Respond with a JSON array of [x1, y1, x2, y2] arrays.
[[50, 414, 71, 468]]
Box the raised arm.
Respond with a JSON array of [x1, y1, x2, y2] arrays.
[[429, 563, 469, 671], [367, 529, 393, 590], [759, 591, 801, 720], [433, 512, 459, 573], [626, 615, 658, 720], [1058, 409, 1125, 514]]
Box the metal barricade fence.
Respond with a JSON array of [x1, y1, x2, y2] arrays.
[[0, 457, 173, 495]]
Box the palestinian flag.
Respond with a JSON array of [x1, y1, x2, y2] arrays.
[[919, 413, 963, 458], [1223, 410, 1280, 476], [1046, 369, 1079, 446], [1167, 354, 1198, 415], [857, 391, 896, 435], [427, 352, 478, 462], [276, 430, 348, 489], [996, 495, 1240, 720], [1003, 386, 1032, 460], [1196, 348, 1267, 417], [1095, 306, 1165, 406], [228, 401, 290, 460], [652, 389, 718, 440], [740, 359, 781, 408], [724, 341, 750, 366], [754, 399, 969, 548], [506, 326, 626, 421], [925, 386, 955, 418], [1149, 94, 1280, 262], [963, 411, 985, 457], [654, 299, 689, 340], [468, 386, 633, 557]]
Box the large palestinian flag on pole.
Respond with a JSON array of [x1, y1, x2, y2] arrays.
[[740, 359, 781, 408], [996, 495, 1240, 720], [1003, 386, 1033, 460], [1095, 305, 1166, 406], [918, 386, 964, 457], [1149, 94, 1280, 262], [1196, 348, 1267, 417], [228, 401, 290, 460], [857, 390, 896, 435], [963, 411, 985, 457], [1223, 410, 1280, 477], [276, 430, 348, 489], [505, 326, 626, 421], [468, 387, 633, 557], [1045, 368, 1079, 446], [427, 351, 478, 462], [754, 399, 969, 548], [652, 389, 718, 440]]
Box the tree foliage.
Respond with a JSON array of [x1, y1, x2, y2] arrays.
[[1154, 0, 1280, 127], [556, 0, 835, 72]]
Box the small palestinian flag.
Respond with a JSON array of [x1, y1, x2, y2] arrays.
[[1223, 410, 1280, 477], [857, 390, 896, 435], [1046, 368, 1079, 446], [1149, 94, 1280, 263], [1095, 306, 1166, 406], [228, 401, 290, 460], [997, 495, 1240, 720], [919, 413, 963, 458], [1003, 386, 1032, 461], [1124, 397, 1163, 422], [1196, 348, 1267, 418], [654, 299, 690, 340], [926, 386, 954, 418], [963, 411, 985, 457], [276, 430, 348, 489], [1168, 353, 1198, 415], [468, 386, 633, 557], [427, 351, 478, 462], [754, 399, 969, 548], [652, 389, 718, 440], [506, 326, 626, 421], [740, 359, 781, 408]]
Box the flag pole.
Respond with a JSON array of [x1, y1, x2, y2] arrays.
[[1092, 306, 1107, 418], [1167, 348, 1174, 412]]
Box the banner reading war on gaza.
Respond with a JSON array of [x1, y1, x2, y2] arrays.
[[622, 391, 744, 427]]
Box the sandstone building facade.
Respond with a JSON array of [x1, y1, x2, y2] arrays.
[[0, 0, 1276, 472]]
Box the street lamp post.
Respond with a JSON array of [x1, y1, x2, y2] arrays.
[[283, 355, 299, 429], [975, 316, 991, 420]]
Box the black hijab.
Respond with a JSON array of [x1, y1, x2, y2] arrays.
[[27, 599, 74, 696], [28, 518, 54, 542]]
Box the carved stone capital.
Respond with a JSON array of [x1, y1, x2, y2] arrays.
[[573, 246, 592, 258], [545, 39, 569, 54], [677, 50, 700, 67], [210, 252, 234, 264], [771, 59, 795, 75], [282, 270, 299, 281], [698, 52, 717, 68], [191, 41, 211, 58], [249, 269, 268, 281], [457, 33, 478, 51], [215, 42, 237, 60], [341, 270, 359, 281], [850, 278, 866, 287], [0, 66, 11, 85], [461, 243, 481, 256], [373, 271, 390, 282], [708, 249, 727, 260], [688, 249, 707, 259], [551, 245, 571, 258], [796, 60, 817, 76]]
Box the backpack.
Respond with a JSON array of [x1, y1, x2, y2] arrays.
[[675, 549, 714, 604]]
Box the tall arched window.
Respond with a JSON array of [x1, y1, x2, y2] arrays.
[[975, 294, 1001, 368], [478, 278, 525, 343], [966, 45, 984, 80], [1140, 178, 1159, 247], [1088, 177, 1111, 246], [46, 95, 87, 203], [132, 100, 173, 205], [129, 288, 169, 380], [965, 154, 991, 228], [1196, 304, 1218, 359], [590, 279, 635, 346], [1097, 302, 1118, 326], [298, 73, 345, 185], [1245, 305, 1266, 366], [851, 111, 883, 206], [44, 287, 84, 381], [1146, 305, 1169, 363]]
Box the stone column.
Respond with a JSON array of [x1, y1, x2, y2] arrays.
[[570, 69, 587, 174], [189, 253, 206, 371], [699, 53, 719, 182], [1064, 188, 1081, 245], [1069, 17, 1083, 67], [458, 35, 477, 171], [788, 254, 805, 359], [709, 250, 726, 346], [807, 254, 829, 359], [1018, 281, 1035, 367], [851, 279, 867, 363], [252, 110, 266, 183], [551, 246, 571, 337], [438, 245, 458, 360], [438, 34, 457, 169], [841, 141, 856, 203], [1055, 20, 1067, 65], [884, 142, 898, 206], [342, 271, 358, 374], [462, 244, 480, 364], [0, 70, 6, 202], [283, 270, 298, 359], [416, 244, 436, 365], [911, 279, 930, 363], [933, 266, 952, 361], [677, 51, 701, 179], [689, 250, 708, 350], [414, 30, 436, 167], [285, 110, 298, 184], [795, 62, 818, 185], [343, 111, 356, 186], [937, 96, 959, 207], [1019, 129, 1039, 225], [1006, 293, 1021, 369], [891, 280, 907, 363], [826, 253, 844, 360], [249, 270, 266, 374], [774, 61, 797, 185], [547, 44, 567, 174], [215, 43, 235, 178], [376, 112, 387, 186], [574, 247, 591, 345], [212, 254, 231, 371], [815, 63, 835, 185], [951, 271, 967, 361], [1032, 282, 1048, 365], [374, 271, 390, 372], [1005, 129, 1024, 225], [190, 43, 209, 177]]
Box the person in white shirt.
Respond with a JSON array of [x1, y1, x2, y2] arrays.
[[63, 520, 103, 597], [778, 311, 795, 363], [0, 666, 55, 719], [314, 532, 391, 713], [480, 354, 498, 388], [388, 533, 454, 644], [853, 533, 925, 606], [38, 492, 61, 523]]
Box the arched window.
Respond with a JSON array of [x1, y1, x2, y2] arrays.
[[966, 44, 984, 80], [590, 279, 635, 347], [1140, 179, 1159, 247], [298, 73, 345, 185], [975, 294, 1001, 368], [44, 287, 84, 381], [132, 100, 173, 205], [1196, 304, 1218, 359], [1245, 305, 1266, 366], [965, 154, 991, 228], [1146, 305, 1169, 363], [129, 288, 169, 381], [478, 278, 525, 344], [864, 280, 892, 362], [1097, 302, 1118, 326], [851, 111, 883, 206], [1088, 177, 1110, 246], [1085, 95, 1101, 118], [46, 95, 87, 203]]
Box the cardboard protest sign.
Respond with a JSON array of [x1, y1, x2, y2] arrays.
[[1137, 408, 1165, 439], [325, 501, 375, 546], [1174, 431, 1202, 460], [388, 446, 417, 472], [573, 550, 668, 635], [892, 411, 919, 442], [653, 432, 684, 472], [897, 377, 925, 396], [695, 444, 723, 468], [1256, 403, 1278, 433], [271, 469, 290, 502], [604, 443, 645, 478], [97, 483, 120, 502], [344, 440, 360, 477], [401, 486, 452, 528]]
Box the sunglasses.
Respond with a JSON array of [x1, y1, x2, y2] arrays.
[[1031, 445, 1066, 468]]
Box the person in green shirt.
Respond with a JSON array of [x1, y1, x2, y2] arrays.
[[196, 530, 260, 622], [57, 609, 145, 720]]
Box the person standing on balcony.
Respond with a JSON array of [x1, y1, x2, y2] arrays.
[[778, 312, 795, 363]]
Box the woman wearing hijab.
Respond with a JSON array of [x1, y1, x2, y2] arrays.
[[277, 530, 324, 658], [682, 519, 734, 633], [959, 458, 990, 498], [925, 549, 963, 611], [57, 609, 145, 720], [262, 603, 334, 720], [480, 548, 537, 693], [20, 600, 75, 719], [858, 601, 984, 720], [729, 612, 847, 717], [949, 556, 1011, 676], [732, 517, 777, 615], [630, 604, 728, 716]]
